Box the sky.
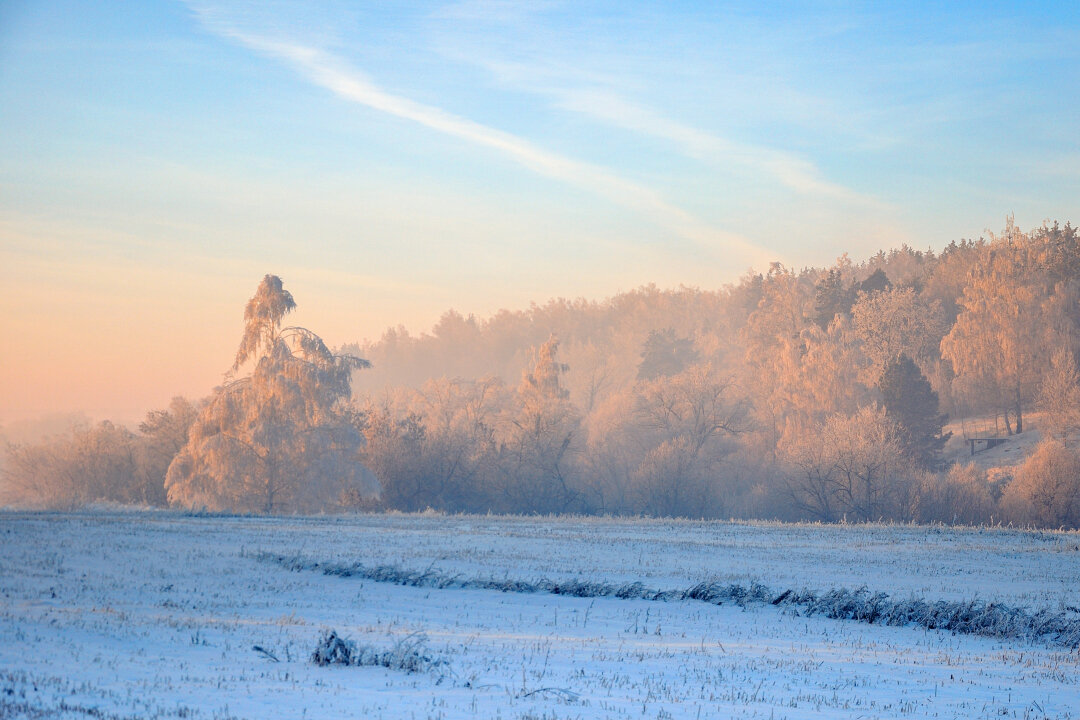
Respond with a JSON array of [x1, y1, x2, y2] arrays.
[[1, 1, 1078, 427]]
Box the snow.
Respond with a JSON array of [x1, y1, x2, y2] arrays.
[[942, 413, 1047, 470], [2, 511, 1079, 718]]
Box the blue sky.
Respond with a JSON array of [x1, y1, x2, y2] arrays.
[[1, 1, 1078, 423]]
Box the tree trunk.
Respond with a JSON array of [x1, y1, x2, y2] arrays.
[[1014, 382, 1024, 434], [264, 465, 276, 514]]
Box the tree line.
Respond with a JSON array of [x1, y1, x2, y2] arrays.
[[4, 218, 1080, 527]]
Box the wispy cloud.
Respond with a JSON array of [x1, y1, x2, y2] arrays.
[[443, 50, 885, 208], [554, 87, 877, 205], [188, 7, 774, 269]]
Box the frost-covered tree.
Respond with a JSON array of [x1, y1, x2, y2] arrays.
[[740, 263, 814, 450], [911, 462, 996, 526], [1001, 440, 1080, 528], [783, 407, 909, 522], [637, 328, 698, 381], [497, 336, 582, 513], [165, 275, 378, 513], [795, 317, 870, 422], [361, 377, 504, 512], [851, 286, 946, 383], [940, 224, 1058, 433], [1038, 348, 1080, 445], [2, 421, 144, 509], [137, 396, 199, 506], [631, 364, 749, 517]]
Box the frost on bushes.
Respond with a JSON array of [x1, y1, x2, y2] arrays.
[[311, 630, 356, 666], [802, 587, 1080, 648], [311, 630, 444, 674]]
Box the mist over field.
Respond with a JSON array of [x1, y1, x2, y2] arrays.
[[5, 221, 1080, 528]]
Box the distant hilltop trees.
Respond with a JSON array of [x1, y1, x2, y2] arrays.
[[4, 218, 1080, 528]]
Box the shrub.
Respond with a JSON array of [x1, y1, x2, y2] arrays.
[[311, 630, 444, 674], [1001, 440, 1080, 528], [911, 463, 995, 525]]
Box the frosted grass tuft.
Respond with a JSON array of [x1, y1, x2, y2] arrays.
[[265, 552, 1080, 648]]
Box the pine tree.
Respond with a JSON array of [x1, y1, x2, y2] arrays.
[[857, 268, 892, 295], [498, 336, 581, 513], [878, 355, 950, 469], [637, 329, 698, 381], [813, 267, 853, 329]]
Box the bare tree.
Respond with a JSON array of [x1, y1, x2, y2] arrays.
[[358, 395, 429, 511], [783, 407, 910, 522], [376, 376, 504, 512], [581, 388, 640, 514], [2, 421, 143, 509], [631, 364, 750, 517], [910, 463, 995, 526]]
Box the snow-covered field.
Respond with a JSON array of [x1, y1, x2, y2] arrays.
[[2, 511, 1079, 719]]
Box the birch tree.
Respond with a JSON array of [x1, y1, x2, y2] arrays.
[[851, 286, 946, 383], [940, 240, 1049, 433], [1038, 348, 1080, 445], [165, 275, 378, 513], [740, 263, 813, 450]]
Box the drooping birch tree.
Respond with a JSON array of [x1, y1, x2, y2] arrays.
[[165, 275, 378, 513]]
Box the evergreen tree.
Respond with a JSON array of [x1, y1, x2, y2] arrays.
[[498, 336, 581, 513], [857, 268, 892, 295], [637, 329, 698, 381], [878, 355, 950, 469], [813, 267, 854, 329]]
